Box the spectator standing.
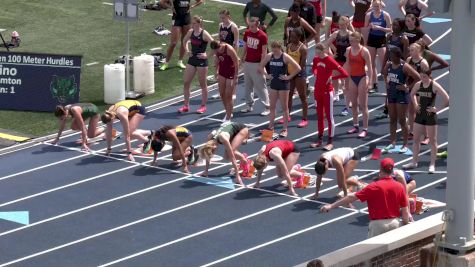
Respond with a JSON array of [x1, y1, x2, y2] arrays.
[[240, 17, 270, 116], [243, 0, 278, 32]]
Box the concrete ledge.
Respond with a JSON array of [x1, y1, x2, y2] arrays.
[[296, 212, 445, 267]]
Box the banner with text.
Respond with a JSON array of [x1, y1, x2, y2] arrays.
[[0, 51, 82, 112]]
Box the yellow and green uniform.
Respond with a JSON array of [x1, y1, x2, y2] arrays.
[[112, 100, 145, 117]]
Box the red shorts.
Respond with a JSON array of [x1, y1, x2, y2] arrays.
[[352, 21, 365, 29]]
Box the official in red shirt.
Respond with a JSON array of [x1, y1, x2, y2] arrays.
[[321, 157, 410, 238], [241, 17, 270, 116], [311, 43, 348, 151]]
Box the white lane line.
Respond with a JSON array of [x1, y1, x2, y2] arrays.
[[0, 165, 138, 209], [0, 134, 149, 181], [149, 47, 162, 51], [204, 117, 226, 123], [86, 62, 99, 66], [413, 177, 447, 192], [99, 196, 353, 267], [200, 212, 359, 267], [0, 154, 89, 182], [203, 19, 214, 23], [102, 2, 113, 6], [429, 28, 452, 48], [44, 142, 187, 176]]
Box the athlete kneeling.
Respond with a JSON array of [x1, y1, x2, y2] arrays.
[[253, 140, 301, 197]]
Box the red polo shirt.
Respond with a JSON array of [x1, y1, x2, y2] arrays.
[[355, 176, 408, 220], [243, 29, 268, 63]]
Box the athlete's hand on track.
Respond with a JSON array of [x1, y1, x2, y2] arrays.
[[320, 204, 332, 213], [289, 189, 298, 197], [235, 176, 244, 187], [183, 165, 190, 173], [81, 143, 90, 152]]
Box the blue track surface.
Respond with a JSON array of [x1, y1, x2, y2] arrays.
[[0, 0, 452, 266]]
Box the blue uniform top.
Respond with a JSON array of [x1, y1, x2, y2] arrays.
[[268, 53, 289, 90], [369, 11, 387, 36]]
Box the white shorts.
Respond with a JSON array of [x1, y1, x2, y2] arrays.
[[368, 218, 400, 238]]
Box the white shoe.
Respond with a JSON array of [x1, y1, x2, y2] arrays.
[[211, 93, 220, 99], [382, 144, 395, 153], [241, 106, 253, 113], [260, 109, 270, 116], [428, 165, 435, 174], [403, 162, 418, 170], [223, 114, 233, 121]]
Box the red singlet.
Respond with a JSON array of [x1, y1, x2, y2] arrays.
[[217, 44, 236, 79], [264, 140, 297, 161], [349, 47, 366, 76]]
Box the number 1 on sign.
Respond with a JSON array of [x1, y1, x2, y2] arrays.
[[10, 86, 15, 94]]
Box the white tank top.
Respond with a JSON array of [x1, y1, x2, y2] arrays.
[[322, 147, 354, 167]]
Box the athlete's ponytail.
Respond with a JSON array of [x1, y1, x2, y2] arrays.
[[54, 105, 66, 117], [210, 40, 220, 50], [200, 140, 217, 161], [101, 110, 116, 124], [253, 154, 268, 171], [314, 158, 328, 176]]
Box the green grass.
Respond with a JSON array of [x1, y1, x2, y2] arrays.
[[0, 0, 286, 137]]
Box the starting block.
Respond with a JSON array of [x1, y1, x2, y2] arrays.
[[376, 145, 413, 156], [260, 129, 275, 142], [241, 160, 256, 179]]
